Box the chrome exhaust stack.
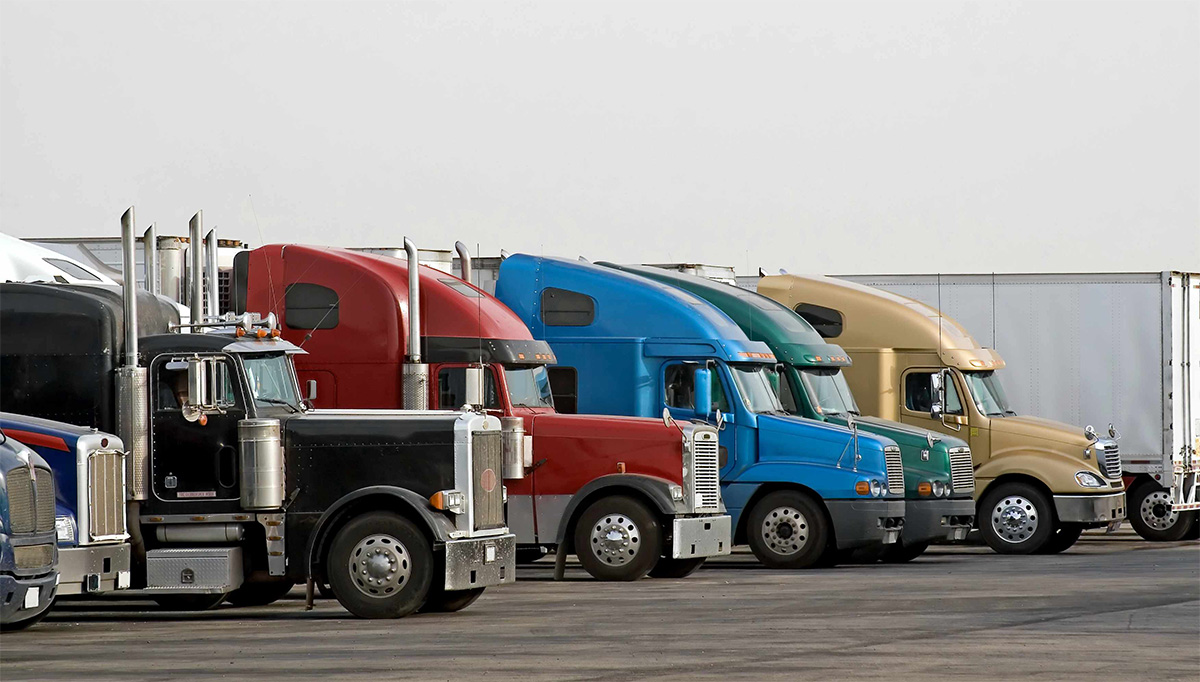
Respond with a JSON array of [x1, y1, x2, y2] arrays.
[[117, 207, 150, 500], [401, 237, 429, 409], [455, 240, 472, 285], [143, 223, 158, 295], [205, 228, 219, 318], [189, 211, 204, 322]]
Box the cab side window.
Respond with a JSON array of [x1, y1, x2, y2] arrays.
[[155, 359, 237, 411], [664, 364, 730, 413], [776, 370, 799, 414], [904, 371, 963, 415]]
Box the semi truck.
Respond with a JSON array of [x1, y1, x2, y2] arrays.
[[757, 274, 1126, 555], [620, 264, 976, 561], [0, 434, 59, 630], [830, 271, 1199, 542], [232, 241, 730, 581], [0, 208, 516, 618], [494, 255, 906, 569]]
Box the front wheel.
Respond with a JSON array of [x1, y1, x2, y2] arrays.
[[1128, 482, 1195, 542], [225, 580, 295, 607], [421, 585, 485, 613], [1037, 523, 1084, 554], [327, 511, 433, 619], [648, 557, 706, 579], [979, 483, 1054, 554], [881, 539, 929, 563], [746, 490, 830, 569], [573, 495, 662, 581]]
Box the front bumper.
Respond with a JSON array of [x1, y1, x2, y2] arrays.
[[1054, 492, 1126, 527], [57, 543, 131, 595], [904, 497, 976, 544], [826, 499, 905, 550], [671, 514, 732, 559], [443, 533, 516, 591], [0, 571, 58, 627]]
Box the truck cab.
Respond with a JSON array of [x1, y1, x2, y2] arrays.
[[758, 274, 1126, 554], [495, 255, 906, 569], [235, 243, 731, 581], [610, 264, 976, 561], [0, 434, 58, 630]]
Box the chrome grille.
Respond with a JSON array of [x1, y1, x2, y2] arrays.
[[35, 468, 55, 532], [949, 447, 975, 493], [89, 449, 128, 540], [1098, 442, 1122, 479], [7, 467, 35, 533], [13, 543, 55, 570], [471, 430, 505, 531], [688, 429, 721, 512], [884, 446, 904, 493]]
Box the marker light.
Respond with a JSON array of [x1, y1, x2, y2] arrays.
[[917, 482, 933, 497], [430, 490, 466, 514], [236, 328, 246, 337], [855, 481, 871, 495], [256, 329, 268, 338]]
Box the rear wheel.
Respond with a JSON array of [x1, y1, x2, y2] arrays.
[[1128, 481, 1195, 542], [1036, 523, 1084, 554], [225, 579, 295, 607], [573, 495, 661, 581], [746, 490, 830, 569], [881, 539, 929, 563], [979, 483, 1053, 554], [152, 593, 227, 611], [327, 511, 432, 619], [648, 557, 706, 579]]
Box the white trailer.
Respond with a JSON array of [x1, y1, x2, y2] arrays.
[[833, 271, 1199, 541]]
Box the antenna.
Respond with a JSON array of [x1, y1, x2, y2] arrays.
[[937, 272, 943, 360], [991, 271, 996, 350], [248, 194, 279, 319]]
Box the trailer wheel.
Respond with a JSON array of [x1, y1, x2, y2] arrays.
[[881, 540, 929, 563], [648, 557, 706, 579], [420, 586, 485, 613], [979, 483, 1053, 554], [1128, 481, 1195, 542], [746, 490, 830, 569], [1035, 523, 1084, 554], [152, 593, 227, 611], [573, 495, 661, 581], [327, 511, 432, 618], [225, 579, 295, 607]]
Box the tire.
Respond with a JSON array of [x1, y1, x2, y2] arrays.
[[746, 490, 830, 569], [1036, 523, 1084, 554], [225, 579, 295, 607], [327, 511, 433, 619], [1, 605, 51, 631], [1187, 513, 1200, 540], [152, 593, 227, 611], [573, 495, 662, 581], [648, 557, 706, 579], [881, 539, 929, 563], [317, 582, 335, 599], [420, 586, 486, 613], [979, 482, 1054, 554], [1128, 481, 1195, 542]]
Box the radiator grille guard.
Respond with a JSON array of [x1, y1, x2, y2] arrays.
[[949, 447, 975, 493], [884, 446, 905, 493], [688, 429, 721, 512], [89, 449, 128, 540], [471, 429, 505, 531], [1098, 442, 1122, 479]]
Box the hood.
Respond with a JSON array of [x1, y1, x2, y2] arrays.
[[855, 415, 967, 450], [526, 411, 685, 443], [990, 414, 1091, 450], [756, 412, 896, 479]]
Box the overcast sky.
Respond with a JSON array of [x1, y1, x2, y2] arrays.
[[2, 0, 1197, 274]]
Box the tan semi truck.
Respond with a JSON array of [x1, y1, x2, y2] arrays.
[[757, 274, 1126, 555]]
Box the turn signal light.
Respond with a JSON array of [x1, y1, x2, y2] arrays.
[[256, 329, 268, 338], [917, 482, 932, 497], [430, 491, 446, 509], [271, 329, 281, 338], [855, 481, 870, 495], [236, 328, 246, 337]]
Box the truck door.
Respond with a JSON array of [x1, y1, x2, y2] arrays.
[[663, 362, 737, 475], [899, 368, 987, 462], [149, 354, 245, 503]]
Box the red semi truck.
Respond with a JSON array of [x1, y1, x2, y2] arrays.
[[233, 242, 731, 580]]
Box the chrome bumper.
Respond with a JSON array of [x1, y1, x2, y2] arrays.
[[57, 543, 131, 595], [443, 533, 516, 591], [671, 515, 732, 559], [1053, 492, 1126, 526]]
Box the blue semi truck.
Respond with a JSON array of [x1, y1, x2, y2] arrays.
[[1, 432, 59, 630], [495, 255, 905, 568]]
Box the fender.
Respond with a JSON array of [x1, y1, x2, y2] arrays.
[[731, 461, 881, 501], [975, 450, 1109, 497], [552, 474, 684, 546], [303, 485, 458, 577]]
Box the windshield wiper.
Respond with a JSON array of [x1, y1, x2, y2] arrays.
[[1003, 409, 1017, 416], [258, 397, 299, 413]]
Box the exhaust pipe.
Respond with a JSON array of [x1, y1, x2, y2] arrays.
[[205, 228, 219, 318], [401, 237, 429, 409], [189, 211, 204, 322], [117, 207, 150, 500], [454, 241, 472, 285], [142, 223, 158, 295]]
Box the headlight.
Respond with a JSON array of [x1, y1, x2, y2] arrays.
[[1075, 471, 1104, 488], [56, 515, 76, 543], [931, 480, 946, 498], [668, 484, 684, 502], [870, 479, 882, 497]]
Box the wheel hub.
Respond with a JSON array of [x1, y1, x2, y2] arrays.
[[761, 506, 808, 556], [590, 514, 641, 566], [1140, 490, 1178, 531], [991, 495, 1038, 543], [347, 533, 411, 598]]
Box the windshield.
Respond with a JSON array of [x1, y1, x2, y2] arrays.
[[962, 370, 1014, 417], [730, 364, 785, 414], [242, 354, 301, 410], [798, 367, 859, 416], [505, 366, 555, 409]]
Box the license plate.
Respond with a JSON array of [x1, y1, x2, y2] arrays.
[[484, 544, 496, 563], [23, 587, 39, 609]]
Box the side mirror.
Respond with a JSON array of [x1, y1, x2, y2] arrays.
[[929, 371, 945, 420], [714, 409, 725, 431], [693, 367, 713, 422], [183, 356, 226, 423], [306, 379, 318, 402], [464, 365, 486, 408]]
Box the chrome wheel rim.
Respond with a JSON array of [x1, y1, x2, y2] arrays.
[[589, 513, 642, 566], [991, 495, 1039, 544], [761, 506, 809, 556], [348, 533, 411, 598], [1140, 490, 1178, 531]]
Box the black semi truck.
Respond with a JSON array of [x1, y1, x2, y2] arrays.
[[0, 208, 516, 618]]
